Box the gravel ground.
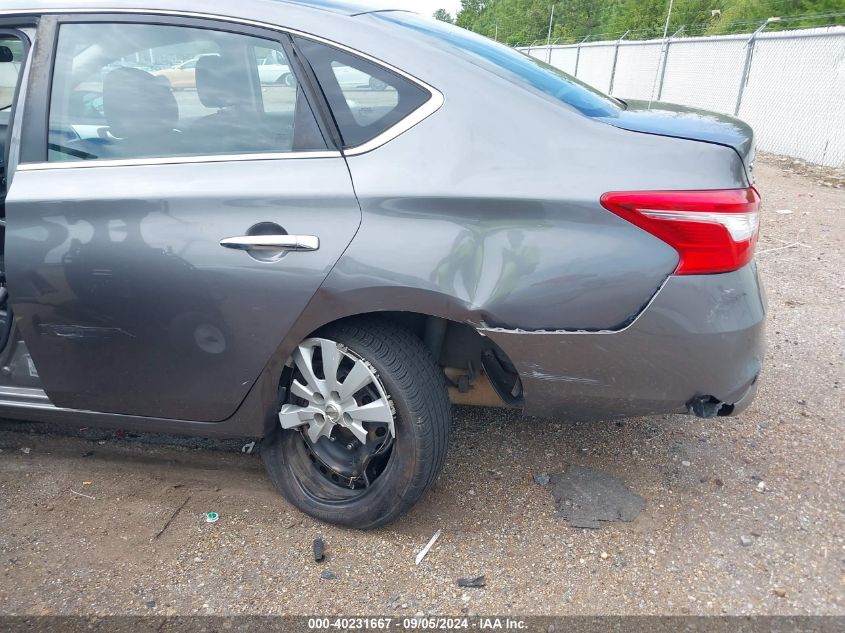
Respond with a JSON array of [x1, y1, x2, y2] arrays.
[[0, 156, 842, 616]]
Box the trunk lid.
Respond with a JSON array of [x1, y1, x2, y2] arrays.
[[597, 99, 756, 183]]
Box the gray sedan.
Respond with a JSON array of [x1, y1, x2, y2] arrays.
[[0, 0, 764, 528]]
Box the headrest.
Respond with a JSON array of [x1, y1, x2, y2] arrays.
[[195, 54, 252, 109], [103, 67, 178, 139], [0, 46, 12, 63]]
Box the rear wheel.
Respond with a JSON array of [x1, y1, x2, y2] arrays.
[[262, 319, 450, 529]]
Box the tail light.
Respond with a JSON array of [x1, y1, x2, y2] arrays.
[[600, 187, 761, 275]]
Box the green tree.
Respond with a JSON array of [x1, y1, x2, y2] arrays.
[[433, 8, 455, 23], [454, 0, 845, 45]]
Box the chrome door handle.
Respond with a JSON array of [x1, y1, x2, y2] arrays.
[[219, 234, 319, 252]]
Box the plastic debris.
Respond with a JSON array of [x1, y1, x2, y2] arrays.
[[415, 529, 442, 565], [241, 441, 256, 454], [205, 512, 219, 524], [313, 537, 325, 562], [550, 466, 645, 529], [20, 447, 31, 454], [70, 489, 95, 500], [457, 575, 486, 588]]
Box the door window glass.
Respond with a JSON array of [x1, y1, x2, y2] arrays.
[[295, 37, 430, 148], [0, 35, 25, 112], [48, 22, 326, 162], [1, 34, 26, 198]]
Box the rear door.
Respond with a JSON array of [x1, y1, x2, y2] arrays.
[[4, 14, 360, 421]]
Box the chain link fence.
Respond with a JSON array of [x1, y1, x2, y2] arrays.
[[520, 26, 845, 167]]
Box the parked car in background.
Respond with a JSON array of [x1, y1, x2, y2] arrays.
[[257, 48, 295, 85], [0, 0, 764, 529], [154, 53, 219, 89]]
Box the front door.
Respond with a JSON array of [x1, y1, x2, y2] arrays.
[[4, 16, 360, 421]]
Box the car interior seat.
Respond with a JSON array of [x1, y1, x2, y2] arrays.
[[190, 54, 286, 154], [66, 67, 183, 160]]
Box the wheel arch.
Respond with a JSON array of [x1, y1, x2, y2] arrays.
[[248, 296, 523, 437]]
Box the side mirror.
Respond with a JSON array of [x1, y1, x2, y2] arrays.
[[0, 46, 12, 63]]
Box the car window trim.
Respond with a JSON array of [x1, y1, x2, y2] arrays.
[[2, 7, 442, 168], [16, 150, 342, 171]]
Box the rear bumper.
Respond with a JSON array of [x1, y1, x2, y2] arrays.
[[482, 262, 766, 421]]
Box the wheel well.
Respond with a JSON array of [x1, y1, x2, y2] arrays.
[[311, 312, 523, 408]]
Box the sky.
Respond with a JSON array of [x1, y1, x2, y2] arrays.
[[357, 0, 463, 20]]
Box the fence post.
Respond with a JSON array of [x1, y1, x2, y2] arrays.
[[656, 26, 684, 101], [735, 18, 773, 116], [607, 30, 629, 96], [547, 37, 560, 64], [573, 35, 589, 77]]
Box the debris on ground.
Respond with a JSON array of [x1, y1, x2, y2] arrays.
[[320, 570, 337, 581], [313, 537, 325, 562], [241, 441, 256, 454], [69, 489, 95, 500], [415, 529, 442, 565], [205, 512, 219, 524], [152, 495, 191, 541], [740, 535, 754, 547], [533, 473, 550, 486], [20, 447, 30, 454], [550, 466, 645, 528], [457, 575, 486, 588]]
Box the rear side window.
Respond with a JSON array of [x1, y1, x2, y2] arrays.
[[377, 12, 622, 118], [295, 37, 430, 148], [48, 22, 326, 162]]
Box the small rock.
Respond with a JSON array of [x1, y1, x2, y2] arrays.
[[681, 460, 691, 467], [20, 447, 31, 454], [457, 575, 486, 588], [144, 600, 156, 609], [467, 489, 475, 496], [713, 478, 724, 487], [313, 537, 325, 562], [773, 588, 787, 598], [756, 481, 767, 492], [533, 473, 550, 486], [750, 530, 762, 537], [600, 551, 609, 560], [739, 535, 754, 547], [320, 570, 337, 580]]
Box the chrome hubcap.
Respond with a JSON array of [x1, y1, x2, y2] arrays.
[[278, 338, 395, 448]]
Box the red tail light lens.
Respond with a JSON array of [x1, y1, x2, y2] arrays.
[[600, 187, 761, 275]]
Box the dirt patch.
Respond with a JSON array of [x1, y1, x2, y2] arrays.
[[550, 466, 645, 528]]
